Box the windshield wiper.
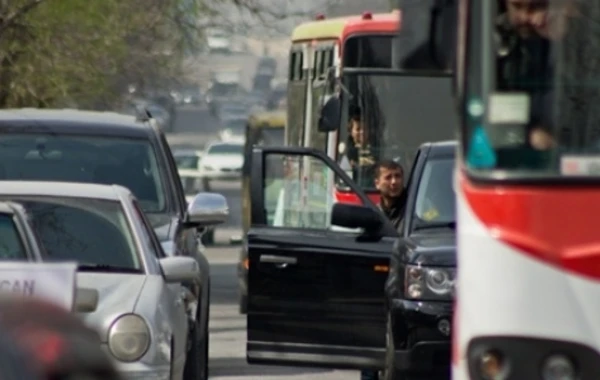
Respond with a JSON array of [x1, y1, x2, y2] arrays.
[[413, 221, 456, 231], [77, 264, 142, 274]]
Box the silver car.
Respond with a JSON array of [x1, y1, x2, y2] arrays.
[[0, 181, 229, 380]]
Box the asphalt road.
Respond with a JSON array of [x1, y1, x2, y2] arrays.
[[168, 106, 359, 379]]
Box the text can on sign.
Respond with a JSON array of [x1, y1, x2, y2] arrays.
[[0, 262, 77, 311]]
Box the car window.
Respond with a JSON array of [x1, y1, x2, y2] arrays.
[[0, 214, 27, 261], [208, 144, 243, 155], [0, 134, 167, 213], [262, 154, 362, 232], [12, 197, 141, 269], [131, 200, 165, 258], [413, 157, 455, 224]]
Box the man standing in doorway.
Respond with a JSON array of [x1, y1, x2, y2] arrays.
[[360, 159, 406, 380]]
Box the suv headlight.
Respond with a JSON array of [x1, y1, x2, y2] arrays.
[[405, 265, 455, 300], [108, 314, 151, 362]]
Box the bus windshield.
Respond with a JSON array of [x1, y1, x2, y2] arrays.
[[464, 0, 600, 178], [338, 72, 456, 189]]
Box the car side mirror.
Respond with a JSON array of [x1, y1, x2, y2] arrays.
[[159, 257, 200, 283], [318, 96, 340, 132], [331, 203, 383, 232], [185, 192, 229, 227]]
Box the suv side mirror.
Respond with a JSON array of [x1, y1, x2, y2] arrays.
[[318, 95, 340, 132], [331, 203, 383, 232]]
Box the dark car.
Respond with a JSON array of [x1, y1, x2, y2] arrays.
[[241, 141, 455, 378], [0, 108, 227, 380], [383, 141, 456, 380]]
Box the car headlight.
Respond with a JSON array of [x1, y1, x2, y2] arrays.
[[405, 265, 455, 300], [108, 314, 151, 362]]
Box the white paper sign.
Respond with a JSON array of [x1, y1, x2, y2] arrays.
[[0, 262, 77, 310], [488, 93, 531, 124]]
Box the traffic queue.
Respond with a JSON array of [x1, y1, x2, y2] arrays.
[[0, 109, 226, 380]]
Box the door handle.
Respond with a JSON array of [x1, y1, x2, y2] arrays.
[[259, 255, 297, 265]]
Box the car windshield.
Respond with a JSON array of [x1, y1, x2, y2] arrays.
[[413, 157, 456, 227], [208, 143, 243, 155], [224, 119, 246, 133], [0, 213, 27, 261], [175, 155, 199, 170], [0, 134, 167, 212], [11, 197, 141, 270]]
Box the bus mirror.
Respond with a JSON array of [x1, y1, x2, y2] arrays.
[[318, 96, 340, 132]]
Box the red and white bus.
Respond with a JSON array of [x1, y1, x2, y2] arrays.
[[287, 9, 456, 206], [453, 0, 600, 378]]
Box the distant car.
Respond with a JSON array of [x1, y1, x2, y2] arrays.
[[178, 86, 202, 105], [173, 149, 203, 193], [216, 101, 249, 121], [219, 117, 246, 143], [0, 181, 215, 380], [205, 83, 246, 116], [199, 141, 244, 191], [206, 28, 231, 54]]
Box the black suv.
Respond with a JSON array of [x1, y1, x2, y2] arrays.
[[382, 141, 456, 380], [240, 141, 456, 380]]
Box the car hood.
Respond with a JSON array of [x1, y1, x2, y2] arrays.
[[76, 273, 146, 342], [402, 231, 456, 267], [202, 154, 243, 168]]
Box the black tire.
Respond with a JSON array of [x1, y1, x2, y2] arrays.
[[203, 283, 210, 379], [382, 312, 402, 380], [239, 293, 247, 314], [183, 286, 210, 380]]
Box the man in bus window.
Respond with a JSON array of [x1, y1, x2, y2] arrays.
[[346, 107, 376, 187], [496, 0, 552, 91], [497, 0, 582, 152]]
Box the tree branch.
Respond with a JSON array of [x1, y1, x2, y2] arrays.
[[0, 0, 45, 37]]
